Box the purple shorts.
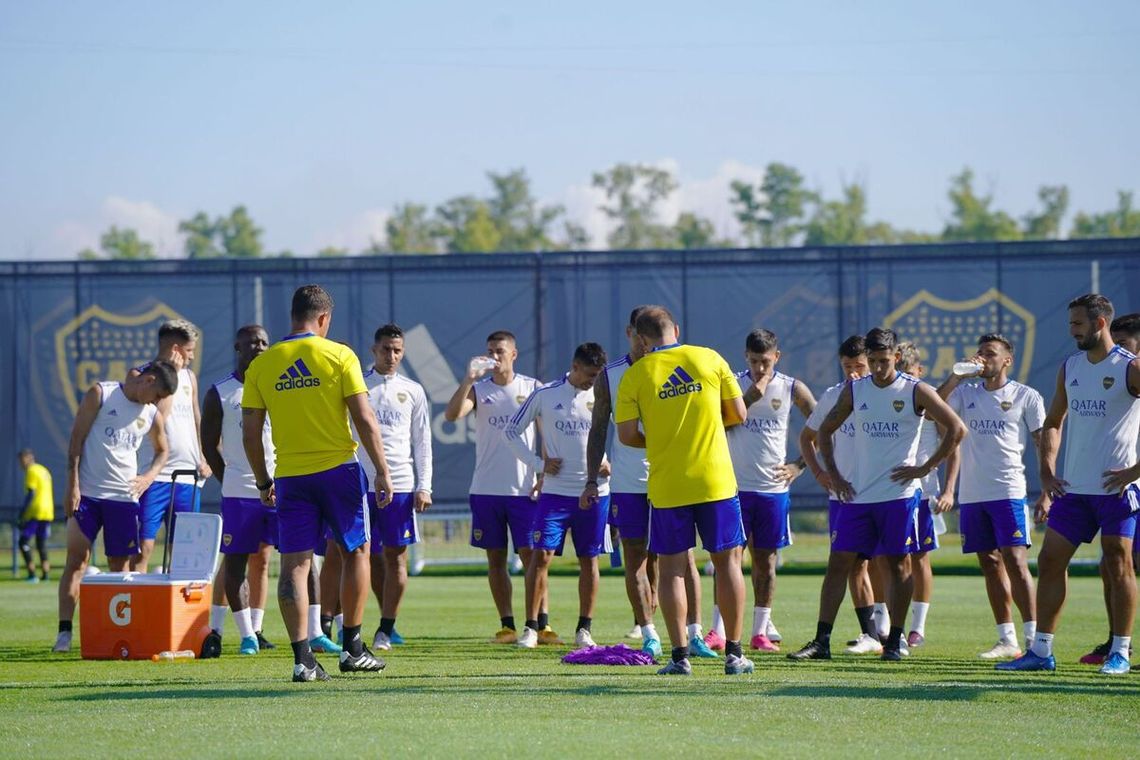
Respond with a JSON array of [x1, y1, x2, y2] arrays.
[[221, 497, 278, 554], [914, 499, 940, 552], [139, 481, 201, 540], [831, 492, 921, 557], [532, 493, 609, 558], [19, 519, 51, 545], [648, 497, 745, 556], [1047, 486, 1140, 546], [74, 496, 140, 557], [469, 494, 536, 551], [960, 498, 1030, 553], [609, 492, 651, 542], [275, 462, 369, 554], [369, 492, 418, 550], [312, 528, 335, 557], [740, 491, 792, 550]]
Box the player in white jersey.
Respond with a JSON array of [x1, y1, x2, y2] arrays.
[[506, 343, 610, 649], [937, 333, 1044, 659], [202, 325, 278, 655], [789, 328, 965, 662], [999, 295, 1140, 675], [444, 330, 552, 644], [800, 335, 882, 654], [131, 320, 210, 574], [53, 362, 178, 652], [355, 324, 433, 651], [727, 328, 816, 652]]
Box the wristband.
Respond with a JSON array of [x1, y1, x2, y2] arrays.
[[256, 478, 274, 492]]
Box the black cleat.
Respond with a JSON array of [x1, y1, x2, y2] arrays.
[[339, 644, 386, 673], [292, 661, 331, 682], [881, 647, 903, 662], [256, 631, 276, 650], [787, 640, 831, 660]]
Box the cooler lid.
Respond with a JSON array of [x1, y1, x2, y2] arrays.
[[169, 512, 222, 582]]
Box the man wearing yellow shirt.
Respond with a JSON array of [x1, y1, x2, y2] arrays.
[[614, 306, 753, 676], [18, 449, 54, 582], [243, 285, 394, 683]]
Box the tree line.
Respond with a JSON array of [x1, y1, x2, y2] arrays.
[[78, 164, 1140, 259]]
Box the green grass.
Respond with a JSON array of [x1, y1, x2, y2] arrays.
[[2, 568, 1137, 759]]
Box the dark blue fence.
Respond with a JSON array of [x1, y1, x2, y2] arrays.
[[4, 237, 1138, 513]]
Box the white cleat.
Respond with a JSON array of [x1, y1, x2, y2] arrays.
[[898, 638, 910, 657], [372, 631, 392, 651], [52, 631, 72, 653], [575, 628, 597, 649], [845, 633, 884, 655], [979, 640, 1023, 660], [624, 624, 643, 640], [765, 619, 782, 643], [516, 627, 539, 649]]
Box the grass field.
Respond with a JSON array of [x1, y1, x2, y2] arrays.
[[2, 567, 1137, 758]]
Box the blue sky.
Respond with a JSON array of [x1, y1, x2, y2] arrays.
[[2, 1, 1137, 258]]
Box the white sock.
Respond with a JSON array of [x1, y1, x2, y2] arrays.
[[307, 604, 322, 640], [210, 605, 228, 635], [1111, 635, 1132, 658], [642, 623, 658, 641], [334, 613, 344, 638], [996, 622, 1017, 644], [872, 603, 890, 638], [629, 623, 641, 636], [250, 608, 265, 633], [752, 606, 772, 638], [711, 606, 725, 637], [1023, 620, 1037, 644], [687, 622, 702, 640], [233, 607, 255, 639], [909, 602, 930, 635], [1030, 632, 1053, 658]]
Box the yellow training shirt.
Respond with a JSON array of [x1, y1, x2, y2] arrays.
[[23, 463, 54, 521], [614, 343, 740, 508], [243, 333, 367, 477]]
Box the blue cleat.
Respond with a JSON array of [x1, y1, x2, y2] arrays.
[[688, 635, 720, 659], [310, 634, 343, 654], [642, 635, 663, 658], [1099, 652, 1131, 675], [389, 629, 405, 645], [996, 650, 1056, 672], [239, 635, 260, 655]]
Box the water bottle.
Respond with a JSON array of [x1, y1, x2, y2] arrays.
[[952, 362, 983, 377], [469, 356, 498, 373], [152, 650, 196, 662]]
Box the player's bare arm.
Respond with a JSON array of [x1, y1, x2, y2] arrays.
[[200, 386, 225, 486], [1027, 427, 1049, 522], [817, 384, 855, 501], [64, 384, 103, 518], [773, 380, 816, 485], [1102, 357, 1140, 494], [1037, 364, 1069, 502], [741, 371, 772, 407], [617, 419, 645, 449], [444, 358, 492, 421], [798, 425, 836, 494], [347, 391, 393, 508], [722, 396, 747, 428], [134, 410, 169, 499], [933, 426, 959, 514], [580, 370, 610, 507], [242, 407, 274, 506], [189, 371, 211, 479], [892, 384, 966, 482]]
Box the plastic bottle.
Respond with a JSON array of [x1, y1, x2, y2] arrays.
[[952, 362, 984, 377], [469, 356, 498, 373], [152, 650, 196, 662]]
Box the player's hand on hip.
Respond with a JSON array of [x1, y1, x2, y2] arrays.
[[890, 464, 928, 483], [1102, 467, 1138, 495], [543, 457, 562, 476], [775, 461, 804, 485], [414, 491, 432, 513], [1040, 472, 1068, 499], [579, 482, 599, 510]]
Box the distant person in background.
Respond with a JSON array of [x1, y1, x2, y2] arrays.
[[18, 449, 54, 582]]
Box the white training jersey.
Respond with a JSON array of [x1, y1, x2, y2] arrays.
[[806, 381, 858, 500], [850, 372, 924, 503], [916, 414, 941, 499], [214, 373, 275, 499], [470, 373, 541, 496], [358, 369, 433, 494], [80, 382, 159, 501], [504, 375, 609, 498], [728, 370, 795, 494], [137, 367, 201, 479], [949, 380, 1046, 504], [604, 356, 648, 494], [1061, 346, 1140, 495]]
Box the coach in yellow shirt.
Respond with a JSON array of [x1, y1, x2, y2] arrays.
[[614, 306, 752, 676], [18, 449, 53, 582], [243, 284, 394, 682]]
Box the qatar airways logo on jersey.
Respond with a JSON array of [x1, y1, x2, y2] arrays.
[[742, 418, 784, 433], [554, 419, 591, 436], [1070, 399, 1107, 417], [484, 414, 513, 430], [861, 421, 900, 438], [104, 427, 143, 447], [969, 419, 1007, 435], [839, 422, 856, 438], [375, 410, 406, 427]]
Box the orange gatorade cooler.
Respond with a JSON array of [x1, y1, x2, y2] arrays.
[[80, 511, 223, 660]]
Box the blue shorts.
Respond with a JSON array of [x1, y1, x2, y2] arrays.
[[831, 492, 921, 557], [139, 480, 200, 540], [532, 493, 609, 558], [469, 494, 536, 551], [648, 497, 745, 556], [19, 519, 51, 545], [221, 497, 278, 554], [740, 491, 792, 550], [960, 498, 1031, 553], [1047, 487, 1139, 546], [74, 496, 140, 558], [369, 492, 418, 550], [914, 499, 940, 552], [609, 492, 651, 542], [275, 463, 369, 554]]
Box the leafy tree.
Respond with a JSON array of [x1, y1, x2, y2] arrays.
[[730, 163, 817, 247], [381, 203, 440, 254], [672, 212, 727, 249], [1021, 185, 1069, 240], [804, 183, 871, 246], [592, 163, 678, 249], [179, 212, 221, 258], [78, 226, 156, 260], [559, 221, 591, 250], [216, 205, 263, 257], [316, 246, 349, 257], [1070, 191, 1140, 238], [729, 180, 764, 246], [487, 169, 563, 251], [941, 168, 1022, 242]]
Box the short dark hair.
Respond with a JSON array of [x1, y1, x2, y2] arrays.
[[1110, 313, 1140, 338], [291, 284, 335, 323], [18, 448, 33, 459], [1068, 293, 1114, 323], [838, 335, 866, 358], [633, 306, 675, 340], [236, 324, 266, 340], [628, 305, 653, 327], [486, 330, 516, 345], [375, 323, 404, 342], [978, 333, 1014, 354], [141, 359, 179, 396], [745, 328, 778, 354], [864, 327, 898, 353], [573, 342, 607, 368], [158, 319, 199, 346]]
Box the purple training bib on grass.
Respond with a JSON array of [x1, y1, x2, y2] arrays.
[[561, 644, 656, 666]]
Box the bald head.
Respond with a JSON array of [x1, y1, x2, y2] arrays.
[[634, 306, 676, 342]]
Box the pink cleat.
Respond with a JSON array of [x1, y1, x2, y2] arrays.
[[704, 629, 726, 651], [906, 631, 925, 648], [750, 634, 780, 652]]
